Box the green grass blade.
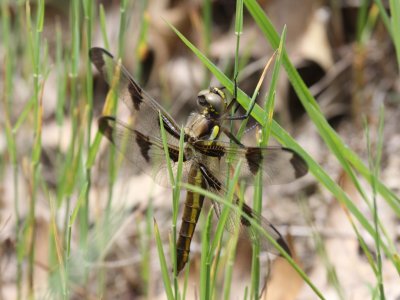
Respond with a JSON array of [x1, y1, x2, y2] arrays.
[[222, 216, 241, 300], [234, 0, 244, 78], [366, 106, 386, 299], [172, 127, 186, 294], [389, 0, 400, 71], [86, 133, 103, 169], [154, 219, 175, 300], [374, 0, 392, 36], [356, 0, 369, 43], [209, 161, 242, 263], [118, 0, 130, 57], [159, 112, 175, 187], [200, 209, 213, 300], [158, 112, 180, 297], [222, 162, 243, 300], [55, 23, 66, 126], [134, 0, 149, 80], [174, 127, 186, 215], [69, 182, 89, 226], [262, 25, 285, 133], [99, 4, 110, 50]]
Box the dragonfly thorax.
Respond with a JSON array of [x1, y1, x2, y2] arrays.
[[185, 112, 219, 141]]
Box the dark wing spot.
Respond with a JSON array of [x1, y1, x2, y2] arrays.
[[240, 203, 253, 227], [269, 224, 292, 256], [98, 116, 115, 142], [168, 148, 180, 162], [276, 236, 292, 256], [289, 152, 308, 179], [246, 148, 263, 175], [89, 47, 114, 72], [135, 133, 151, 163], [128, 80, 143, 111], [240, 203, 292, 256]]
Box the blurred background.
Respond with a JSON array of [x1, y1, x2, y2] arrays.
[[0, 0, 399, 299]]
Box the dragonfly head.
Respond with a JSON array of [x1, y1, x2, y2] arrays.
[[197, 87, 227, 116]]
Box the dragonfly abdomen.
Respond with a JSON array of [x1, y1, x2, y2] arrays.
[[176, 165, 206, 273]]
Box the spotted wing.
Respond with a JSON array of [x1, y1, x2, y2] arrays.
[[90, 47, 182, 144], [197, 163, 292, 256], [193, 140, 308, 185], [99, 116, 192, 186]]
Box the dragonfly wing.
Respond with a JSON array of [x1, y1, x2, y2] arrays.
[[193, 140, 308, 185], [197, 163, 291, 256], [99, 116, 192, 187], [90, 47, 182, 144]]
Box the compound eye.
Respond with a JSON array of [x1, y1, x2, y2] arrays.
[[197, 94, 207, 107], [197, 89, 209, 107], [206, 93, 223, 114]]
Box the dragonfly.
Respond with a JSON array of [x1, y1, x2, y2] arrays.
[[90, 47, 308, 274]]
